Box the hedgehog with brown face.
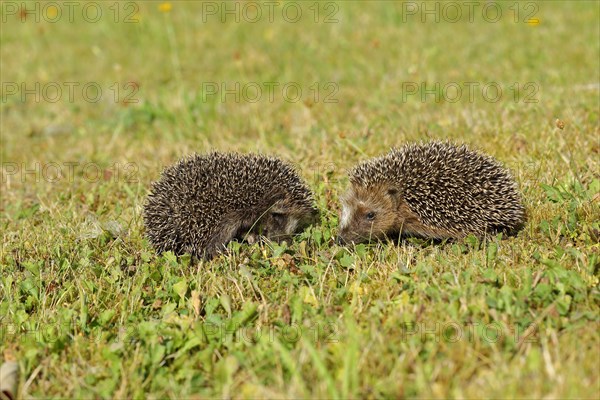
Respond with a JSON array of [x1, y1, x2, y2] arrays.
[[144, 152, 318, 260], [338, 141, 526, 244]]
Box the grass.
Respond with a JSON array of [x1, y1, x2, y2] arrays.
[[1, 1, 599, 398]]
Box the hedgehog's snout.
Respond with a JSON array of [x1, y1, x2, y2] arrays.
[[337, 230, 363, 246], [336, 224, 358, 245], [337, 203, 359, 245]]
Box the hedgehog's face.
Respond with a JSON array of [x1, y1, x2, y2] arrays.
[[337, 184, 401, 244], [256, 199, 318, 243]]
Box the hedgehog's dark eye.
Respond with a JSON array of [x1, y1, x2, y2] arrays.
[[366, 211, 376, 221]]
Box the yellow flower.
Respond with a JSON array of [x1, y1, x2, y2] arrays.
[[159, 2, 172, 13], [300, 286, 318, 307], [349, 281, 365, 296], [397, 291, 410, 307], [46, 5, 58, 19], [263, 28, 275, 42]]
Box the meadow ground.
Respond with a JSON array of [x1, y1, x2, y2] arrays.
[[1, 1, 599, 398]]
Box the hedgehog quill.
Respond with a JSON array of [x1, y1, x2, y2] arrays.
[[143, 152, 318, 260], [338, 141, 526, 244]]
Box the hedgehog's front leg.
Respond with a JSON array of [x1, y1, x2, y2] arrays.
[[244, 232, 260, 244]]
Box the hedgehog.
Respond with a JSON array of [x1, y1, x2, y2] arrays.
[[143, 152, 318, 260], [337, 141, 526, 244]]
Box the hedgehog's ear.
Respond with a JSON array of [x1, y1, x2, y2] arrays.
[[387, 186, 401, 205], [269, 203, 286, 215]]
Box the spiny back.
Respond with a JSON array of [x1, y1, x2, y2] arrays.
[[153, 152, 313, 213], [143, 152, 315, 258], [349, 141, 525, 236]]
